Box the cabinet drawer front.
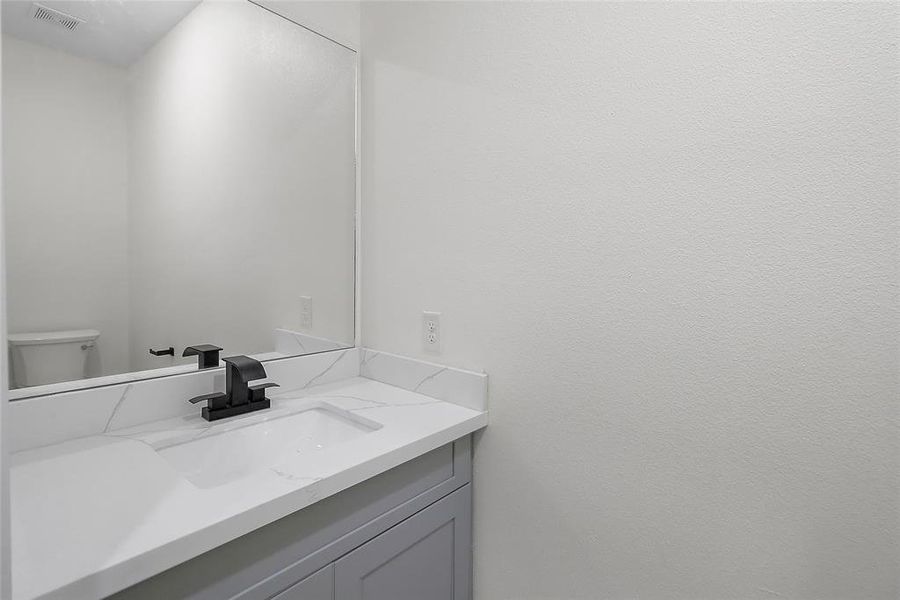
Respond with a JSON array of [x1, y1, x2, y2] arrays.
[[334, 485, 471, 600]]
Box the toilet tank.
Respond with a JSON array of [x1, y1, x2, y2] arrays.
[[8, 329, 101, 388]]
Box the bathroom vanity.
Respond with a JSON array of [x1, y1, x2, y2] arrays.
[[0, 2, 489, 599], [9, 349, 487, 599], [113, 438, 473, 600]]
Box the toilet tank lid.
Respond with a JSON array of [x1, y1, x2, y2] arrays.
[[8, 329, 101, 345]]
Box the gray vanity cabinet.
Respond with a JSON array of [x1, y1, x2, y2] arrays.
[[273, 566, 334, 600], [334, 486, 471, 600], [272, 485, 471, 600], [110, 436, 473, 600]]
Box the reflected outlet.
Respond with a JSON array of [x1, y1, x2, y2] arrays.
[[300, 296, 313, 330], [422, 311, 441, 353]]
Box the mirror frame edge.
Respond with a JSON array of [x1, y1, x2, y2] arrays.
[[0, 5, 12, 587]]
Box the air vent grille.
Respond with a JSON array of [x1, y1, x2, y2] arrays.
[[29, 3, 84, 31]]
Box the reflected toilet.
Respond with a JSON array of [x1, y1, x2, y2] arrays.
[[7, 329, 100, 388]]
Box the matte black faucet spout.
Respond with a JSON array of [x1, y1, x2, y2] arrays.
[[224, 355, 268, 406]]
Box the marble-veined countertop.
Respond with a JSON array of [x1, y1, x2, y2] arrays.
[[11, 376, 487, 600]]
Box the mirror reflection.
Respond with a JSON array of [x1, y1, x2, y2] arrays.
[[2, 0, 357, 393]]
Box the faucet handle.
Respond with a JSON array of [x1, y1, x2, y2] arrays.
[[249, 382, 280, 403], [183, 344, 223, 369], [188, 392, 227, 411]]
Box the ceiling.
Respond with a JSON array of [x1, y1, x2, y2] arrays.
[[1, 0, 202, 67]]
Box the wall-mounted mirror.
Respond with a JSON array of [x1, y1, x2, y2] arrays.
[[2, 0, 357, 396]]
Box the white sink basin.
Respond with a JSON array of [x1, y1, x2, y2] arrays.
[[156, 403, 381, 488]]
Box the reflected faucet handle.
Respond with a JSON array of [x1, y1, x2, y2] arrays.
[[183, 344, 223, 369]]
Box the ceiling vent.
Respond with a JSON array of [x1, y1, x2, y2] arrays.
[[29, 3, 85, 32]]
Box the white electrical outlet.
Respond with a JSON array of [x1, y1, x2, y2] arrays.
[[299, 296, 313, 330], [422, 311, 441, 353]]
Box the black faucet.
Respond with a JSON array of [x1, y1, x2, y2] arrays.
[[183, 344, 222, 369], [188, 355, 279, 421]]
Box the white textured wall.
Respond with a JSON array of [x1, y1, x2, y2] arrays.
[[257, 0, 360, 50], [127, 0, 356, 370], [2, 36, 130, 380], [360, 3, 899, 598]]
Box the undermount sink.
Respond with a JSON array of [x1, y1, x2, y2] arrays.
[[156, 403, 381, 488]]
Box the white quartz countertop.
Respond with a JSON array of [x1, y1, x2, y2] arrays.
[[11, 377, 488, 600]]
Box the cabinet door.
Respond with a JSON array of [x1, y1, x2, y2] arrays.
[[334, 485, 471, 600], [273, 564, 333, 600]]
